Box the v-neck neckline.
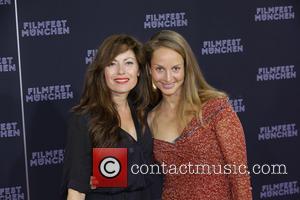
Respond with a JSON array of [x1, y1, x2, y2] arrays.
[[119, 102, 140, 143], [152, 116, 198, 145]]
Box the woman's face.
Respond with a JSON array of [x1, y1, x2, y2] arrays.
[[150, 47, 184, 96], [104, 49, 140, 96]]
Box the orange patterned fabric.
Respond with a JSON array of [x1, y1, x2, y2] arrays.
[[153, 97, 252, 200]]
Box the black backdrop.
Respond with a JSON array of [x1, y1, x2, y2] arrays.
[[1, 0, 299, 199]]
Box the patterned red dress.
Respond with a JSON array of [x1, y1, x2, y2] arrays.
[[153, 97, 252, 200]]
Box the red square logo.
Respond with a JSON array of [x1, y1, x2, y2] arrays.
[[93, 148, 128, 188]]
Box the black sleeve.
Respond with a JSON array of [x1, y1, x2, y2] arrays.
[[60, 114, 92, 198], [149, 172, 163, 200]]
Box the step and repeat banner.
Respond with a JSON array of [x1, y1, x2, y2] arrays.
[[0, 0, 299, 199]]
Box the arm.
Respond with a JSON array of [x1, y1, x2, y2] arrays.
[[149, 171, 163, 200], [214, 101, 252, 200], [67, 188, 85, 200], [61, 114, 91, 199]]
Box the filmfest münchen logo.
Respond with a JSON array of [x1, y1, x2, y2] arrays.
[[257, 65, 296, 81], [260, 180, 299, 199], [93, 148, 128, 187], [255, 6, 295, 22], [201, 39, 243, 55], [144, 12, 188, 29], [25, 84, 73, 103], [21, 19, 70, 37], [258, 123, 297, 141]]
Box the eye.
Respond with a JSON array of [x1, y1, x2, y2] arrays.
[[172, 66, 181, 72], [108, 61, 117, 67], [155, 66, 164, 72], [125, 61, 134, 65]]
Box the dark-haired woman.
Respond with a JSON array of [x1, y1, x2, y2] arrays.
[[61, 34, 162, 200]]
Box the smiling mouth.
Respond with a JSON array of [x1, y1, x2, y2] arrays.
[[161, 83, 175, 89], [114, 78, 129, 84]]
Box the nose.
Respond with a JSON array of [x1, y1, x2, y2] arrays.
[[117, 63, 125, 74], [164, 70, 172, 82]]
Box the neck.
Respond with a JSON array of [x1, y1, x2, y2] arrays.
[[112, 93, 129, 111], [160, 92, 182, 111]]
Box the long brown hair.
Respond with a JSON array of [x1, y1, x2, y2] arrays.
[[144, 30, 226, 127], [73, 34, 151, 147]]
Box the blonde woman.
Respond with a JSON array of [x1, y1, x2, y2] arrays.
[[144, 30, 252, 200]]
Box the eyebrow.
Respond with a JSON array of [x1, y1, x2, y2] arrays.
[[152, 64, 164, 68], [152, 63, 183, 67], [172, 64, 182, 67], [112, 57, 136, 62], [124, 57, 136, 61]]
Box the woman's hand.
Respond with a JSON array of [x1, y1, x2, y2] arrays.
[[67, 188, 85, 200]]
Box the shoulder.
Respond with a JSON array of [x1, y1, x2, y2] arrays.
[[66, 112, 90, 138], [202, 97, 232, 119], [203, 96, 230, 111]]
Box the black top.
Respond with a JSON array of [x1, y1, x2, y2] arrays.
[[60, 104, 163, 200]]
